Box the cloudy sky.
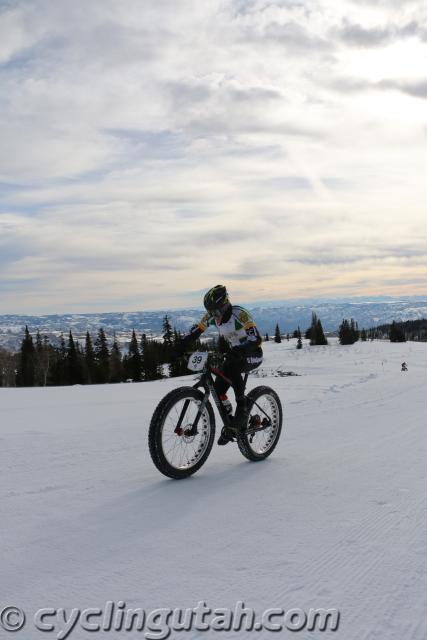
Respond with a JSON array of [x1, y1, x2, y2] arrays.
[[1, 0, 426, 313]]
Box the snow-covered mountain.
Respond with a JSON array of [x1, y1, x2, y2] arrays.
[[2, 339, 427, 639], [1, 296, 427, 350]]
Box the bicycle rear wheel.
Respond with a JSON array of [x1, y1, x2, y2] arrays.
[[237, 386, 282, 461], [148, 387, 216, 479]]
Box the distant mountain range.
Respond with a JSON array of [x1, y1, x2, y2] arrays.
[[1, 296, 427, 351]]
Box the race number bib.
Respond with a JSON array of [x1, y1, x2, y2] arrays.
[[187, 351, 209, 372]]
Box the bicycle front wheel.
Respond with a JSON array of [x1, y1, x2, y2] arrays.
[[237, 386, 283, 461], [148, 387, 216, 479]]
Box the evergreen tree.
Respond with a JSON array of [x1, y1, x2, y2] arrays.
[[16, 326, 36, 387], [162, 315, 173, 348], [315, 318, 328, 345], [161, 315, 174, 375], [293, 327, 302, 339], [169, 355, 189, 377], [339, 319, 351, 345], [389, 321, 406, 343], [169, 330, 188, 377], [110, 335, 124, 383], [360, 328, 367, 342], [338, 318, 359, 345], [141, 334, 163, 381], [309, 313, 328, 345], [126, 330, 143, 382], [350, 319, 360, 342], [94, 328, 110, 383], [50, 334, 67, 385], [34, 330, 43, 385], [67, 330, 84, 385], [274, 324, 282, 343], [58, 334, 68, 384], [84, 332, 97, 384], [0, 348, 17, 387], [309, 313, 317, 345]]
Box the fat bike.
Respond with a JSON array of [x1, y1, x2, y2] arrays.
[[148, 352, 283, 479]]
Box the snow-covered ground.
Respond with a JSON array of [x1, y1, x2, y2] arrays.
[[1, 339, 427, 639]]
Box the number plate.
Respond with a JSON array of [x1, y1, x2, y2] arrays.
[[187, 351, 208, 372]]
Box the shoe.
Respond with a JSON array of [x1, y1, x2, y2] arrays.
[[217, 427, 235, 446]]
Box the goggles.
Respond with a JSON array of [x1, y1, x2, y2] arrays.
[[212, 302, 229, 318]]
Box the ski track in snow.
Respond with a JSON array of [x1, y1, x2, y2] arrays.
[[1, 339, 427, 639]]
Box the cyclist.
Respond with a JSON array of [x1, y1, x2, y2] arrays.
[[177, 285, 263, 445]]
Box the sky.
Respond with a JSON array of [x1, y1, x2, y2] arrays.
[[1, 0, 427, 314]]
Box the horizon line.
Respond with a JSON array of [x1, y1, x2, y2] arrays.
[[2, 294, 427, 318]]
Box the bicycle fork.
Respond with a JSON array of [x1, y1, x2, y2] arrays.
[[174, 390, 210, 437]]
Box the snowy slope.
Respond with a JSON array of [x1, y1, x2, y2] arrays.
[[1, 339, 427, 639]]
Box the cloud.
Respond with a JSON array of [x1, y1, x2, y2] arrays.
[[331, 75, 427, 99], [263, 176, 313, 189], [378, 78, 427, 97], [332, 18, 427, 48], [347, 0, 419, 6], [334, 22, 395, 47], [1, 0, 427, 312], [258, 20, 332, 52]]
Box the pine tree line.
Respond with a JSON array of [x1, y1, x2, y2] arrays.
[[2, 316, 217, 388], [340, 317, 418, 344], [4, 312, 423, 387], [369, 318, 427, 342]]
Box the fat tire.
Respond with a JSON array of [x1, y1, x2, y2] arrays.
[[148, 386, 216, 479], [237, 386, 283, 461]]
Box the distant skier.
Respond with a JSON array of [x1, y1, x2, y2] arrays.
[[401, 362, 408, 372], [175, 285, 263, 445]]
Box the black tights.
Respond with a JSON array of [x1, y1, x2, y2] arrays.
[[214, 354, 259, 402]]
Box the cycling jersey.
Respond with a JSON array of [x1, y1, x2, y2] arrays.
[[181, 304, 263, 402], [187, 305, 263, 355]]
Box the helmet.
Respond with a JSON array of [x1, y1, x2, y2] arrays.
[[203, 285, 230, 317]]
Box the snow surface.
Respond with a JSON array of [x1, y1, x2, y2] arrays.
[[1, 339, 427, 639]]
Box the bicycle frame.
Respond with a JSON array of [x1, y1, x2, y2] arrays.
[[201, 367, 249, 422], [173, 358, 274, 438], [150, 357, 283, 478], [172, 365, 243, 437]]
